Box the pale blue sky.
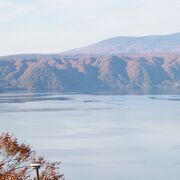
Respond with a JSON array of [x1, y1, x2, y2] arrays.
[[0, 0, 180, 55]]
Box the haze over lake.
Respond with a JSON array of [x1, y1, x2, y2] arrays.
[[0, 92, 180, 180]]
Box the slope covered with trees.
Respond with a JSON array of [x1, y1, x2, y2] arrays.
[[0, 54, 180, 93]]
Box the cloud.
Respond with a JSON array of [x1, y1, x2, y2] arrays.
[[0, 1, 36, 22], [42, 0, 120, 11], [0, 0, 180, 55]]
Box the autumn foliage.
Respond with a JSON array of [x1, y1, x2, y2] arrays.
[[0, 133, 64, 179]]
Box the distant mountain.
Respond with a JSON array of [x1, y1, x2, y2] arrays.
[[1, 33, 180, 93], [0, 54, 180, 93], [63, 32, 180, 55]]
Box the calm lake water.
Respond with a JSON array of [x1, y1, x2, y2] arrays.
[[0, 92, 180, 180]]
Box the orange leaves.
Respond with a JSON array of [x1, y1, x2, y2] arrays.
[[0, 133, 63, 179]]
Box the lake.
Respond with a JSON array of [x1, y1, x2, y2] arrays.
[[0, 92, 180, 180]]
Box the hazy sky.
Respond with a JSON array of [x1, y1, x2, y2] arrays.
[[0, 0, 180, 55]]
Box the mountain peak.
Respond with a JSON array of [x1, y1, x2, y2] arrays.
[[63, 32, 180, 55]]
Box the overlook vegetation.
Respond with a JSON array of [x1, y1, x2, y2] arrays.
[[0, 133, 64, 179]]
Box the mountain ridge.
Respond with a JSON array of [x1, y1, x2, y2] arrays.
[[0, 53, 180, 93], [1, 32, 180, 93], [62, 32, 180, 55]]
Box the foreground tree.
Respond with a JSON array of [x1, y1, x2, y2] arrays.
[[0, 133, 65, 179]]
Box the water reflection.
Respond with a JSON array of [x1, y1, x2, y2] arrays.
[[0, 95, 72, 103], [0, 107, 114, 113], [149, 96, 180, 101]]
